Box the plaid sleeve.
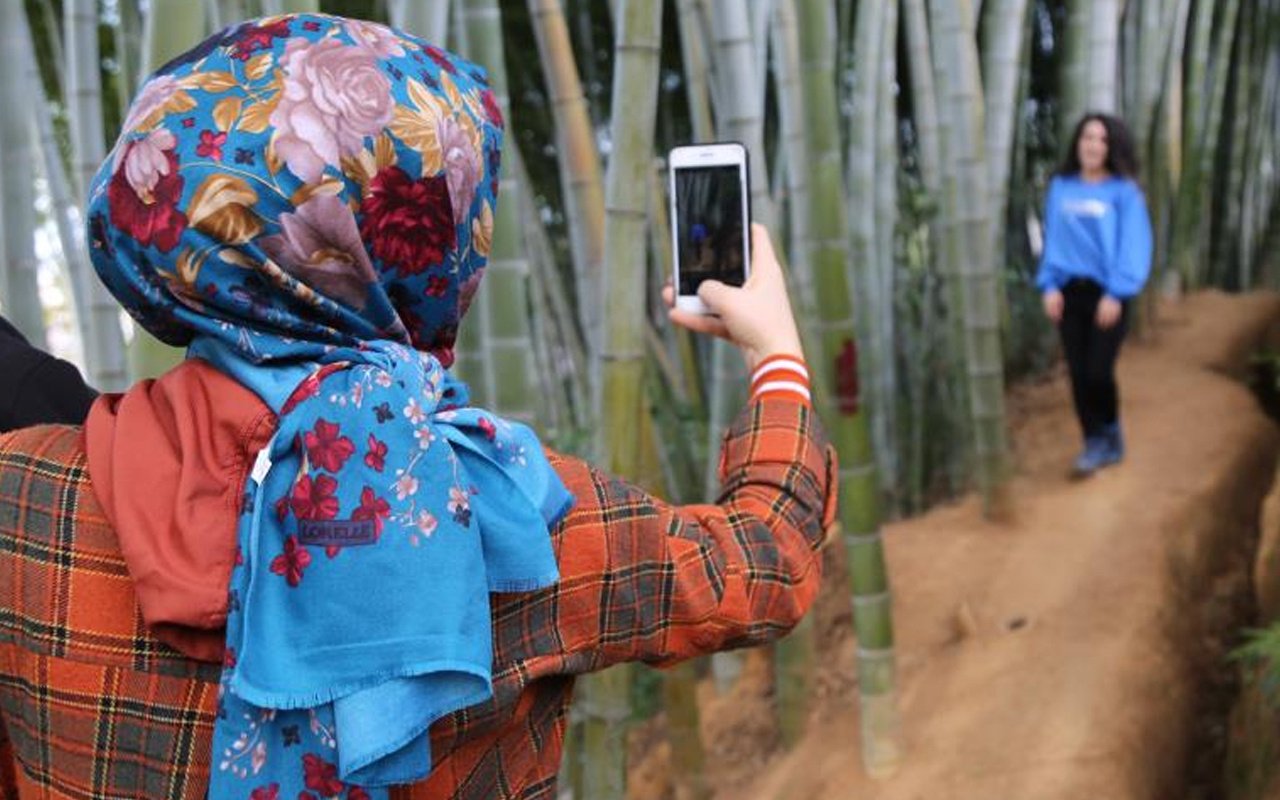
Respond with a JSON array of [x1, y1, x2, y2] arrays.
[[546, 395, 837, 671]]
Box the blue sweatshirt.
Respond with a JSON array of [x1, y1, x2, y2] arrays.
[[1035, 174, 1153, 300]]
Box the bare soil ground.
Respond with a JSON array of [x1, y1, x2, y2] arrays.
[[629, 290, 1280, 800]]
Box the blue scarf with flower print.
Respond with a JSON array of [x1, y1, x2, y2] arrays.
[[84, 13, 569, 797]]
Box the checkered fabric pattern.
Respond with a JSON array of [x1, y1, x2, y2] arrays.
[[0, 397, 834, 799]]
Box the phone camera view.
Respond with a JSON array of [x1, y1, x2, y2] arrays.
[[676, 165, 746, 296]]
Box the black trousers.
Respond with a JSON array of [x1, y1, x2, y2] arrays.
[[1058, 278, 1129, 439]]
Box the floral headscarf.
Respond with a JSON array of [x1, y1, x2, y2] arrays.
[[86, 14, 569, 797]]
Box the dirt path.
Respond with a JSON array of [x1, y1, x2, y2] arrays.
[[695, 291, 1280, 800]]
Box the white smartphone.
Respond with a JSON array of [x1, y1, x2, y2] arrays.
[[668, 142, 752, 315]]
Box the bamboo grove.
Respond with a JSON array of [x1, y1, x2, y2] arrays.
[[0, 0, 1277, 795]]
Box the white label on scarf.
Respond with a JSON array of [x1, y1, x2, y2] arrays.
[[251, 445, 273, 486]]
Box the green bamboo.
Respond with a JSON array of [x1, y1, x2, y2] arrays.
[[528, 0, 608, 366], [130, 0, 205, 380], [1059, 0, 1091, 140], [581, 0, 664, 796], [931, 0, 1011, 518], [1196, 0, 1243, 285], [1148, 0, 1192, 300], [796, 0, 900, 775], [514, 146, 592, 431], [65, 0, 129, 391], [903, 0, 941, 195], [661, 661, 709, 800], [770, 0, 818, 726], [771, 0, 813, 318], [1173, 0, 1216, 287], [703, 0, 777, 698], [980, 0, 1031, 274], [847, 0, 884, 456], [278, 0, 319, 12], [1240, 3, 1279, 283], [705, 0, 772, 501], [457, 0, 540, 424], [390, 0, 451, 42], [115, 0, 143, 123], [645, 160, 709, 795], [873, 0, 900, 499], [1222, 0, 1259, 287], [675, 0, 715, 140], [1, 0, 46, 345], [1088, 0, 1121, 111]]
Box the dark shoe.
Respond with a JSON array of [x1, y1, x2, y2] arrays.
[[1100, 422, 1124, 466], [1072, 437, 1110, 477]]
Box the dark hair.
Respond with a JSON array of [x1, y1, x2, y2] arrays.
[[1057, 113, 1140, 179]]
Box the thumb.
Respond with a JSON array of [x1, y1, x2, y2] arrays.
[[697, 279, 735, 311]]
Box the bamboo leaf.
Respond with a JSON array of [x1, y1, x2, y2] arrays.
[[189, 174, 262, 244]]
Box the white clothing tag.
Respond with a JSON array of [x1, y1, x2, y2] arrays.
[[250, 444, 273, 485]]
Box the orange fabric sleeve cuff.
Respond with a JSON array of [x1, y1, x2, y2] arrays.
[[749, 355, 811, 405]]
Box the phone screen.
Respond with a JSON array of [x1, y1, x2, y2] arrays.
[[674, 164, 747, 296]]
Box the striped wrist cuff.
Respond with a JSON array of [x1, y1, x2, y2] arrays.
[[750, 355, 811, 405]]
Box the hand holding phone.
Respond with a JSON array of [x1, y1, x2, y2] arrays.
[[665, 224, 805, 372], [669, 143, 751, 314]]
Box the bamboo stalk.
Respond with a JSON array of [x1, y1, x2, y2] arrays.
[[772, 0, 813, 316], [114, 0, 143, 123], [1196, 0, 1243, 285], [903, 0, 941, 196], [796, 0, 900, 774], [703, 0, 776, 695], [873, 0, 900, 501], [1173, 0, 1216, 288], [581, 0, 665, 795], [391, 0, 451, 42], [931, 0, 1012, 518], [278, 0, 319, 12], [676, 0, 715, 140], [129, 0, 206, 380], [980, 0, 1030, 346], [458, 0, 540, 424], [528, 0, 607, 366], [847, 0, 889, 507], [1, 0, 47, 345], [64, 0, 129, 391], [513, 146, 592, 431], [704, 0, 773, 501], [981, 0, 1031, 260], [645, 159, 709, 795], [768, 0, 822, 710], [1059, 0, 1091, 140], [1088, 0, 1121, 111], [38, 0, 66, 95]]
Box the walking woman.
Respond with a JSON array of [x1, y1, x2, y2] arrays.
[[0, 14, 830, 798], [1037, 113, 1153, 477]]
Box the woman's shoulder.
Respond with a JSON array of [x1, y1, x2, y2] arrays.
[[0, 424, 88, 503], [0, 424, 86, 470], [1113, 175, 1146, 199]]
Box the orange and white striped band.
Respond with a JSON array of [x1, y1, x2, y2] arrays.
[[750, 355, 811, 405]]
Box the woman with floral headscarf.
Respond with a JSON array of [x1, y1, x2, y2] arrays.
[[0, 14, 832, 799]]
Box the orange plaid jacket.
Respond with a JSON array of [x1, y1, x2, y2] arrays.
[[0, 394, 834, 798]]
